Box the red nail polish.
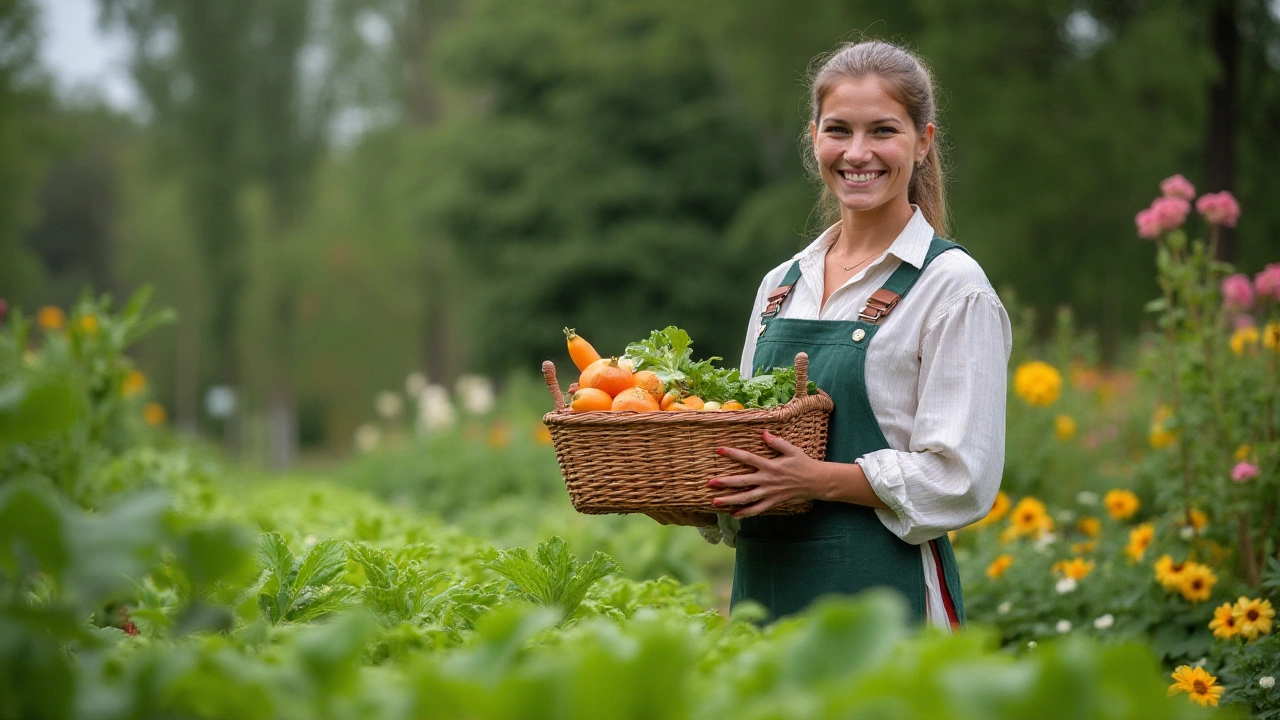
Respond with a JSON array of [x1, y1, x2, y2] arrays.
[[715, 447, 727, 455], [712, 499, 722, 507]]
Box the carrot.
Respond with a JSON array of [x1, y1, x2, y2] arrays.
[[564, 328, 602, 372]]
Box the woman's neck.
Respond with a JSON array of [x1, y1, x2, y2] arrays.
[[832, 200, 914, 256]]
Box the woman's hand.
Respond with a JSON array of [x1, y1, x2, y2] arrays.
[[710, 430, 888, 518], [644, 510, 718, 527]]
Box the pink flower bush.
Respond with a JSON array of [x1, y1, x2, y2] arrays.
[[1232, 461, 1259, 483], [1195, 191, 1241, 228], [1135, 197, 1190, 238], [1222, 274, 1255, 311], [1255, 263, 1280, 302], [1160, 174, 1196, 201]]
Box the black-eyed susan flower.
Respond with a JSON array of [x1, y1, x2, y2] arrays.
[[1264, 322, 1280, 351], [1104, 489, 1140, 520], [37, 306, 66, 331], [1168, 665, 1223, 707], [974, 491, 1010, 528], [1233, 597, 1275, 641], [986, 554, 1013, 579], [1155, 555, 1191, 591], [1209, 603, 1238, 639], [1230, 326, 1260, 356], [1052, 557, 1095, 580], [1077, 516, 1101, 538], [1013, 361, 1062, 407], [122, 370, 147, 398], [1125, 523, 1155, 562], [1178, 563, 1217, 603], [1008, 497, 1054, 538]]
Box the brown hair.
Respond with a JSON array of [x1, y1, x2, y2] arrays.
[[800, 40, 949, 237]]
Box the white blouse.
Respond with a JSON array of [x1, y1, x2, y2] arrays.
[[708, 207, 1012, 630]]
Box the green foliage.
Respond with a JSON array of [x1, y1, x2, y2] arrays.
[[485, 536, 621, 619], [255, 532, 358, 624]]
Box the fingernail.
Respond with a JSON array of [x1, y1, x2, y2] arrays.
[[762, 430, 773, 440], [712, 499, 722, 507], [707, 479, 719, 487], [715, 447, 727, 455]]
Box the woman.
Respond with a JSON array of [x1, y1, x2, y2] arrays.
[[655, 40, 1010, 629]]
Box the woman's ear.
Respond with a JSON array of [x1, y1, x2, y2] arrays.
[[918, 123, 935, 163]]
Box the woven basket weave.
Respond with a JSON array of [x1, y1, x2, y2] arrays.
[[541, 352, 833, 516]]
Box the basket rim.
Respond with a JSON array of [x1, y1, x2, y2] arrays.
[[542, 388, 833, 426]]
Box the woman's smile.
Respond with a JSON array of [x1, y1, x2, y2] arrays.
[[836, 169, 887, 187]]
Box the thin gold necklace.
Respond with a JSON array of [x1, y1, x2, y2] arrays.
[[833, 244, 889, 272]]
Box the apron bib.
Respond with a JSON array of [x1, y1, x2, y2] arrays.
[[730, 235, 967, 625]]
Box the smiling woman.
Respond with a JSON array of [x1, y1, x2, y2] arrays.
[[657, 40, 1013, 631]]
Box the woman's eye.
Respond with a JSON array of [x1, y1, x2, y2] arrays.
[[873, 126, 897, 135]]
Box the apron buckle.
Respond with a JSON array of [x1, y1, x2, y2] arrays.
[[761, 284, 794, 318], [858, 288, 901, 324]]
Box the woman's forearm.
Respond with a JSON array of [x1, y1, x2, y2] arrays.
[[814, 459, 889, 509]]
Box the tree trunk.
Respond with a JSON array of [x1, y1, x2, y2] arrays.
[[1205, 0, 1238, 262]]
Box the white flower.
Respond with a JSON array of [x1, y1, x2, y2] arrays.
[[1179, 525, 1196, 540], [1035, 532, 1059, 551], [1026, 640, 1038, 650], [1055, 509, 1076, 524], [416, 384, 456, 433], [375, 391, 403, 419], [455, 374, 495, 415], [998, 601, 1013, 615], [354, 424, 381, 453], [1093, 613, 1114, 630], [1056, 619, 1072, 634], [405, 372, 428, 398], [1055, 578, 1078, 594], [1260, 676, 1275, 689], [1076, 491, 1098, 506], [1194, 657, 1208, 667]]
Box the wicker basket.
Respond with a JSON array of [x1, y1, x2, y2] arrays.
[[541, 352, 833, 516]]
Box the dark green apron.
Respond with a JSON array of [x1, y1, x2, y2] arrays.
[[730, 235, 967, 625]]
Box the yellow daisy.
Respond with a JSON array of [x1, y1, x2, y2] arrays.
[[1231, 326, 1259, 356], [986, 554, 1013, 579], [1209, 603, 1238, 639], [1168, 665, 1224, 707], [1013, 361, 1063, 407], [143, 402, 167, 426], [1054, 414, 1076, 441], [122, 370, 147, 398], [1265, 322, 1280, 350], [1052, 557, 1095, 580], [1104, 489, 1140, 520], [1149, 405, 1177, 449], [1154, 555, 1191, 591], [1233, 597, 1275, 641], [37, 306, 66, 331], [1077, 516, 1101, 538], [1178, 563, 1216, 603], [1125, 523, 1155, 562], [78, 314, 99, 334], [1009, 497, 1054, 538], [974, 491, 1011, 527]]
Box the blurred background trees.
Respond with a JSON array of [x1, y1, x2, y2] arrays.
[[5, 0, 1279, 463]]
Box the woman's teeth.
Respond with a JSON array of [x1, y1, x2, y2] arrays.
[[840, 171, 881, 183]]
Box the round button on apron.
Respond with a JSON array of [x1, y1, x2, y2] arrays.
[[852, 328, 866, 342]]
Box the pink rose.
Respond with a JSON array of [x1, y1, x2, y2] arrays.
[[1222, 274, 1255, 311], [1135, 208, 1162, 239], [1195, 191, 1241, 227], [1149, 196, 1190, 233], [1160, 174, 1196, 201], [1232, 461, 1259, 483], [1255, 262, 1280, 302]]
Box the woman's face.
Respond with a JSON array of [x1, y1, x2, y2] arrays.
[[810, 76, 933, 219]]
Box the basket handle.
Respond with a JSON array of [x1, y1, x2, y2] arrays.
[[794, 352, 809, 398], [542, 361, 566, 411]]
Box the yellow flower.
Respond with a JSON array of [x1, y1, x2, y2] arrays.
[[1103, 489, 1140, 520], [1179, 508, 1208, 533], [1052, 557, 1095, 580], [1077, 516, 1100, 538], [1264, 322, 1280, 350], [974, 491, 1011, 527], [1233, 597, 1275, 641], [1168, 665, 1224, 707], [1070, 541, 1097, 554], [122, 370, 147, 398], [998, 525, 1020, 544], [1013, 361, 1063, 407], [1054, 414, 1076, 441], [1155, 555, 1191, 591], [1008, 497, 1054, 538], [1235, 444, 1253, 461], [1230, 326, 1259, 356], [78, 314, 99, 334], [37, 306, 66, 331], [1209, 603, 1238, 639], [1148, 405, 1177, 449], [143, 402, 167, 426], [1178, 563, 1217, 603], [986, 554, 1013, 579], [1125, 523, 1155, 562], [486, 422, 510, 448], [533, 424, 553, 445]]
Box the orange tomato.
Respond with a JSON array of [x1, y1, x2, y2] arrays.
[[681, 395, 705, 410], [564, 328, 601, 372], [660, 390, 683, 410], [579, 358, 634, 398], [569, 387, 613, 412], [721, 400, 745, 410], [632, 370, 664, 402], [611, 386, 660, 412]]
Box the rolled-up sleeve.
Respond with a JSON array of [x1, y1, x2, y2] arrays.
[[857, 288, 1011, 545]]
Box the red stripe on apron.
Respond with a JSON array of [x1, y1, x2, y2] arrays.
[[929, 540, 960, 629]]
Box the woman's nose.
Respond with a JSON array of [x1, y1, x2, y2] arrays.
[[843, 134, 873, 163]]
